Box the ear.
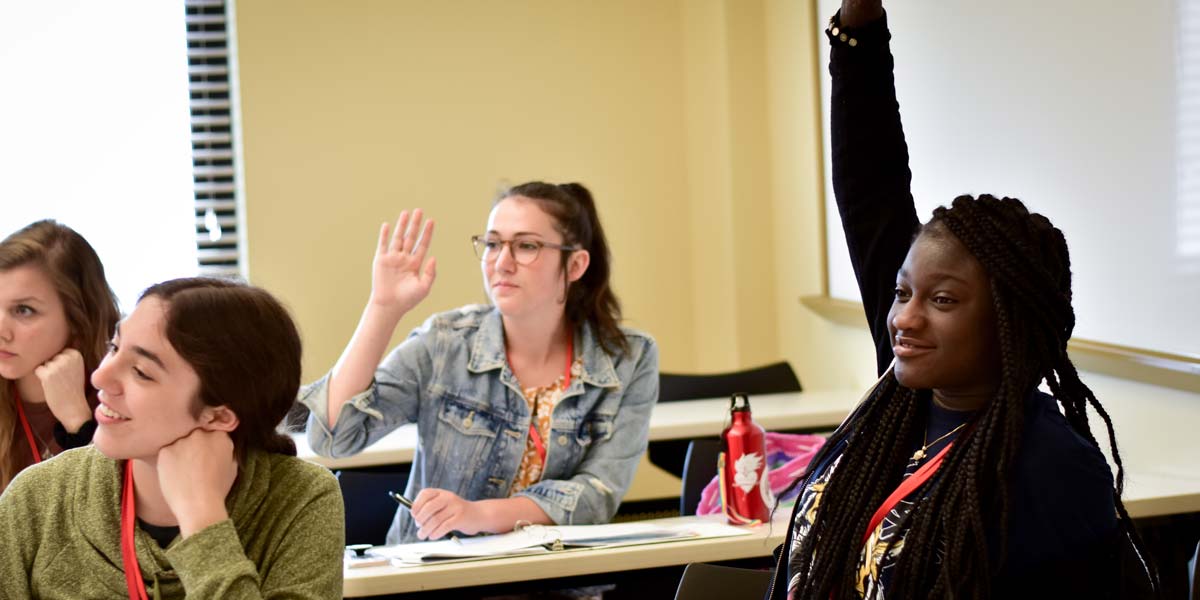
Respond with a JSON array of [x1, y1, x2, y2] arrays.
[[566, 249, 590, 283], [198, 405, 240, 433]]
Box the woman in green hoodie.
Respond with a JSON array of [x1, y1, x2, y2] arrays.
[[0, 278, 344, 599]]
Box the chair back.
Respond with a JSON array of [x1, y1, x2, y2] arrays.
[[1191, 538, 1199, 600], [674, 562, 771, 600], [680, 439, 722, 516], [650, 361, 802, 479], [336, 468, 410, 546], [659, 361, 801, 403]]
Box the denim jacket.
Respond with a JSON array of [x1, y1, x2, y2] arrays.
[[301, 304, 659, 544]]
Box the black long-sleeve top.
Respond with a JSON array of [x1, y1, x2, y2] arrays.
[[768, 11, 1120, 599]]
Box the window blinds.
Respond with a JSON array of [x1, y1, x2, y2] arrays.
[[186, 0, 242, 277]]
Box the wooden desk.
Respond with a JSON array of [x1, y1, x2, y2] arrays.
[[1084, 373, 1200, 518], [342, 513, 788, 597], [298, 376, 1200, 517], [295, 389, 860, 470]]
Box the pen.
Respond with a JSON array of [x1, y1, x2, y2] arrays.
[[388, 490, 462, 543], [387, 491, 413, 509]]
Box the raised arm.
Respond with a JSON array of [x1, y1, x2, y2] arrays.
[[829, 0, 920, 376], [326, 210, 436, 428]]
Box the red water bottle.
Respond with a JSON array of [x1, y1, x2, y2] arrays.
[[719, 393, 772, 525]]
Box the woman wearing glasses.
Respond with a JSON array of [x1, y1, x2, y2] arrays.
[[302, 181, 658, 544]]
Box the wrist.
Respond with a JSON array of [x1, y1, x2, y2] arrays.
[[177, 502, 229, 538], [50, 397, 93, 433], [58, 411, 91, 433], [363, 299, 407, 327]]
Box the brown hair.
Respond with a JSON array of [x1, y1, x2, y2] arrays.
[[0, 220, 120, 489], [140, 278, 300, 458], [496, 182, 629, 356]]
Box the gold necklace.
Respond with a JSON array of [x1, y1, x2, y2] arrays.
[[910, 422, 967, 462]]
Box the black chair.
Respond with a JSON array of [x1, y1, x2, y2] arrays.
[[680, 438, 722, 516], [659, 361, 802, 404], [1191, 538, 1199, 600], [335, 467, 411, 546], [674, 562, 771, 600], [649, 361, 802, 479]]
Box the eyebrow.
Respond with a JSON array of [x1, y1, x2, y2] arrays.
[[133, 346, 167, 372], [7, 296, 45, 305], [485, 230, 545, 238], [897, 269, 970, 285], [114, 323, 168, 372]]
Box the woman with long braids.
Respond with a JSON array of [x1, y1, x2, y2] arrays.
[[766, 1, 1157, 598], [302, 181, 658, 544]]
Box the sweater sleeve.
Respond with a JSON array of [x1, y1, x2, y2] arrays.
[[165, 469, 345, 599], [828, 10, 921, 376], [0, 469, 40, 599]]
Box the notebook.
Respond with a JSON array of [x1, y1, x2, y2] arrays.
[[371, 519, 755, 564]]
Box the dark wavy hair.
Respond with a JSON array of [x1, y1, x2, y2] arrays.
[[140, 278, 300, 459], [786, 194, 1157, 598], [496, 181, 628, 356]]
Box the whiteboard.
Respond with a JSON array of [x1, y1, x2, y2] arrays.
[[816, 0, 1200, 358], [0, 0, 198, 313]]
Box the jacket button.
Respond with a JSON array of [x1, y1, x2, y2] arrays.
[[557, 435, 568, 446], [463, 413, 474, 428]]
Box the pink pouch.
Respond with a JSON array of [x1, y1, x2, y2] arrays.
[[696, 432, 826, 516]]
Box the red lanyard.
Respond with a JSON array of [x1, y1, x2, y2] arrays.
[[861, 441, 955, 548], [120, 462, 150, 600], [12, 389, 42, 464], [523, 333, 574, 466]]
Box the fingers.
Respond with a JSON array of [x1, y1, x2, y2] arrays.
[[425, 510, 459, 541], [410, 488, 443, 525], [383, 210, 435, 258], [402, 208, 421, 252], [411, 218, 435, 262], [163, 426, 206, 451], [388, 211, 410, 254], [423, 257, 437, 284], [377, 222, 391, 256], [34, 348, 83, 380], [412, 488, 459, 540]]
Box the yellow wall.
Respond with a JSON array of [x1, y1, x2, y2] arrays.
[[235, 0, 879, 391]]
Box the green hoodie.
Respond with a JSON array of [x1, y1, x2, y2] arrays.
[[0, 446, 344, 599]]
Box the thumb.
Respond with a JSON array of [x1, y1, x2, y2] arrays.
[[424, 257, 437, 283]]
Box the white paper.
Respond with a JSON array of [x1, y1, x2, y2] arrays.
[[370, 519, 756, 564]]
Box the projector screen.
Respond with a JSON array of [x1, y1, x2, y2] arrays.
[[816, 0, 1199, 358]]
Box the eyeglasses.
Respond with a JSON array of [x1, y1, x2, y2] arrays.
[[471, 235, 579, 266]]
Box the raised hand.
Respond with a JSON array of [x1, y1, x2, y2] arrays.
[[156, 428, 239, 538], [370, 209, 437, 319], [840, 0, 883, 28], [34, 348, 92, 433]]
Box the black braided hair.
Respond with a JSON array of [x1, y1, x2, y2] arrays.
[[786, 194, 1159, 599]]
